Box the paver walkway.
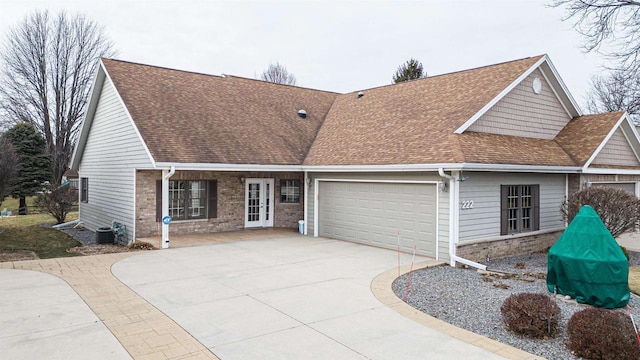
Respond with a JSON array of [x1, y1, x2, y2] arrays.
[[0, 253, 218, 360]]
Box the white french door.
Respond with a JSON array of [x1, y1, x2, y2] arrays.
[[245, 178, 274, 228]]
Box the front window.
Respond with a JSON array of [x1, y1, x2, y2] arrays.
[[280, 179, 300, 203], [501, 185, 539, 235], [169, 180, 207, 220]]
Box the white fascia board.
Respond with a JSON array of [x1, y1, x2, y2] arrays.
[[154, 162, 580, 173], [454, 56, 547, 134], [582, 167, 640, 175], [154, 162, 305, 172], [303, 163, 463, 172], [459, 163, 581, 173], [101, 63, 156, 168], [307, 163, 579, 173], [583, 112, 627, 168], [70, 61, 105, 169]]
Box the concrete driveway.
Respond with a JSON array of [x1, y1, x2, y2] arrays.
[[0, 269, 130, 360], [112, 236, 509, 360]]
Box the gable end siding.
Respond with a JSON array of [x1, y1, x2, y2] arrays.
[[593, 128, 640, 166], [77, 77, 154, 243], [468, 68, 570, 139]]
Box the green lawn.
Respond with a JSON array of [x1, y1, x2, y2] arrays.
[[0, 199, 81, 259]]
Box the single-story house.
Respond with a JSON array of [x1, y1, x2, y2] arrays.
[[71, 54, 640, 266]]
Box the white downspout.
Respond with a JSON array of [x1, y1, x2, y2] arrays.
[[303, 171, 308, 235], [438, 168, 487, 271], [161, 166, 176, 249]]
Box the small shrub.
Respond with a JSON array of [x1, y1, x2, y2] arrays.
[[561, 187, 640, 238], [34, 183, 77, 224], [515, 262, 525, 269], [128, 241, 155, 250], [500, 293, 560, 338], [568, 308, 640, 360]]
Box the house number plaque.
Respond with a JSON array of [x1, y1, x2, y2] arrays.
[[460, 200, 474, 210]]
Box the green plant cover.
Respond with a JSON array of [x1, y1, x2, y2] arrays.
[[547, 205, 630, 309]]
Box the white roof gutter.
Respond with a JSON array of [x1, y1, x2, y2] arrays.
[[153, 162, 581, 174]]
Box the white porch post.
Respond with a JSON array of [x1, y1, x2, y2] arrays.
[[161, 166, 175, 249]]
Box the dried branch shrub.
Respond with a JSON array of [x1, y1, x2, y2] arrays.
[[561, 187, 640, 238], [500, 293, 560, 338], [34, 183, 76, 224], [568, 308, 640, 360]]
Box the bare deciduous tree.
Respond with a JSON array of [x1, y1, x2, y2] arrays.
[[260, 62, 297, 85], [551, 0, 640, 73], [0, 135, 19, 206], [392, 58, 427, 83], [561, 186, 640, 237], [35, 182, 77, 224], [586, 68, 640, 122], [0, 10, 115, 184]]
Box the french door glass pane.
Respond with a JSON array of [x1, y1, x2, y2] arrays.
[[249, 183, 260, 222], [266, 183, 270, 221]]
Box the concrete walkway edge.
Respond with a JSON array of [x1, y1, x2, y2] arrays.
[[370, 261, 545, 360]]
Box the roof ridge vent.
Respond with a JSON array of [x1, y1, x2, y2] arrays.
[[298, 109, 307, 119]]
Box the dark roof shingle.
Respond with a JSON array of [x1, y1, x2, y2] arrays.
[[554, 112, 624, 166]]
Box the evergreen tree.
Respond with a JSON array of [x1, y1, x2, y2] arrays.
[[5, 123, 52, 214], [393, 58, 427, 83], [0, 136, 18, 206]]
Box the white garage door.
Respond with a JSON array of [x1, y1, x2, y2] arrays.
[[318, 181, 437, 257]]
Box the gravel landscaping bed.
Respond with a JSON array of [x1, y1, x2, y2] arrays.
[[60, 226, 98, 246], [392, 252, 640, 360], [59, 225, 155, 255]]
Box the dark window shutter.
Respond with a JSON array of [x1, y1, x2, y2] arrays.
[[500, 185, 508, 235], [156, 180, 162, 222], [208, 180, 218, 219], [532, 185, 540, 231]]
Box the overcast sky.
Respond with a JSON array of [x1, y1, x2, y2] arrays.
[[0, 0, 606, 109]]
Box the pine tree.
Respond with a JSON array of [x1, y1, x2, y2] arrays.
[[5, 123, 52, 214], [393, 58, 427, 83]]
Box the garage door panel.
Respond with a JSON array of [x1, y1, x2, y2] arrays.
[[318, 181, 437, 257]]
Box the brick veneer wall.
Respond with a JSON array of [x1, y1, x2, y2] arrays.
[[567, 174, 580, 196], [455, 230, 563, 263], [135, 170, 304, 238]]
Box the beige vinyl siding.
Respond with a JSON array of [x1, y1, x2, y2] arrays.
[[306, 172, 450, 261], [592, 128, 640, 166], [468, 68, 570, 139], [458, 172, 565, 242], [77, 77, 153, 243]]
